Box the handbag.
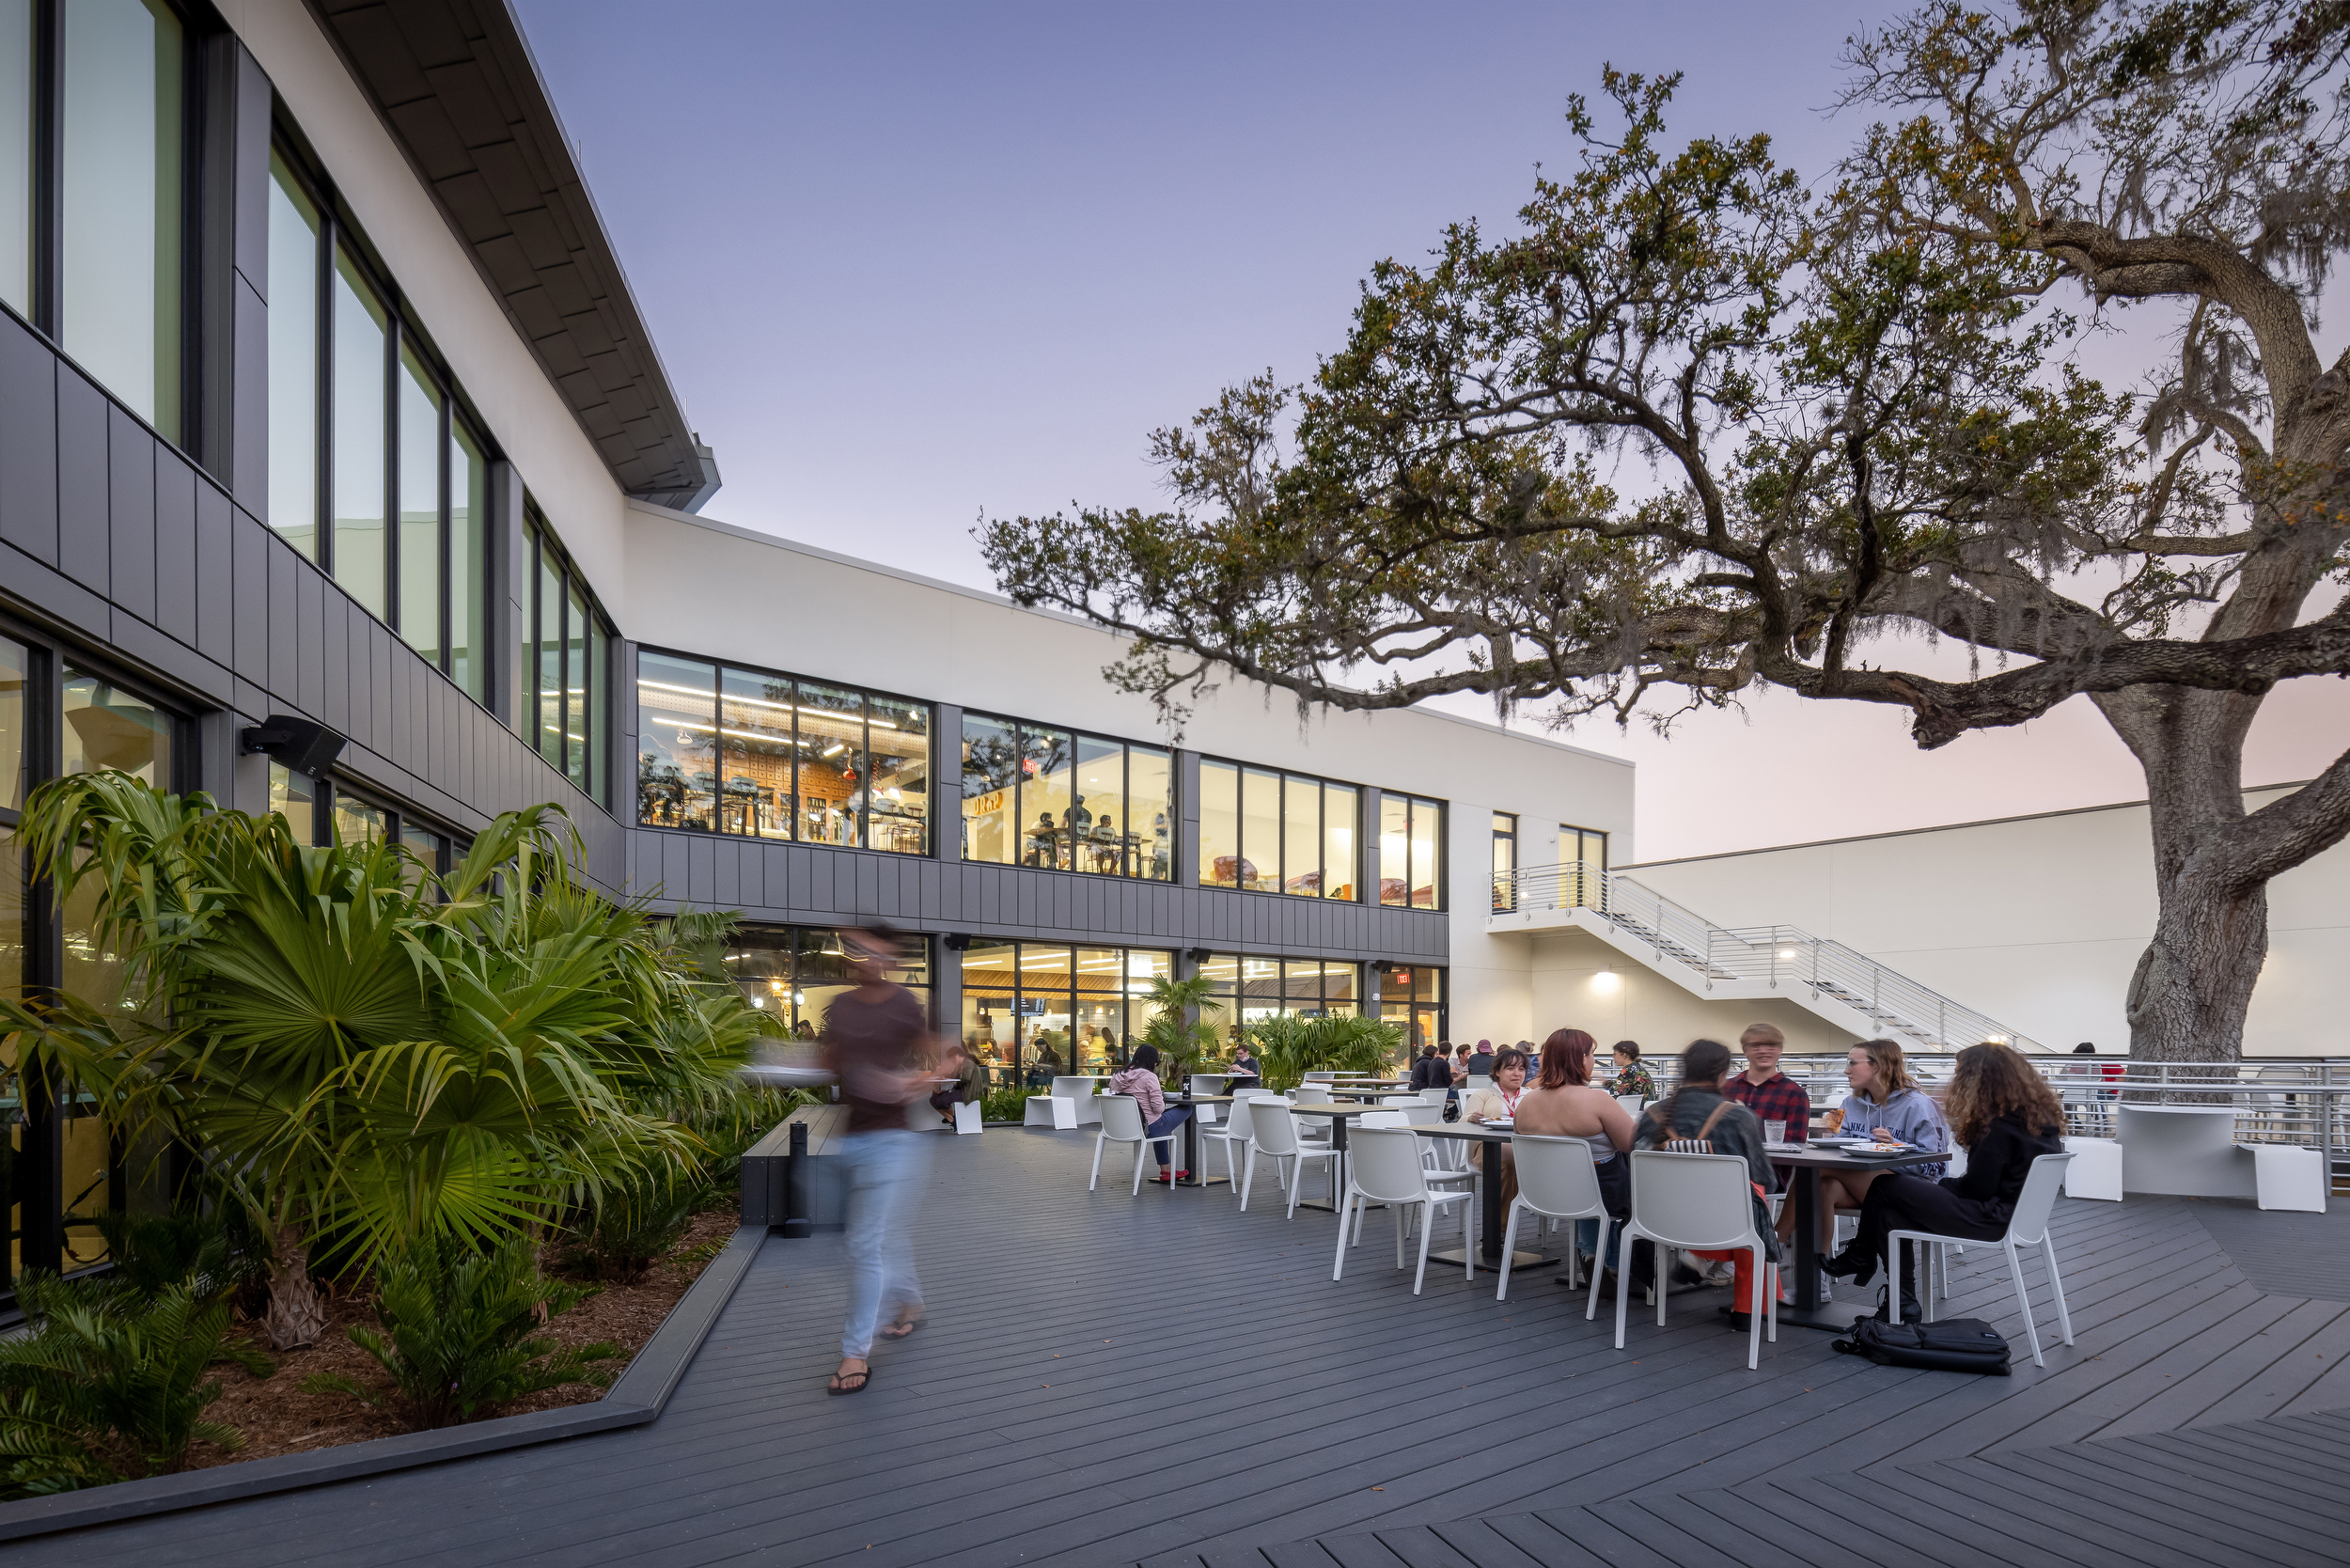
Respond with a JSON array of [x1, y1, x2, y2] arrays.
[[1833, 1316, 2013, 1376]]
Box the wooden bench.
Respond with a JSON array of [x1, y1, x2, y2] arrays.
[[740, 1103, 850, 1234]]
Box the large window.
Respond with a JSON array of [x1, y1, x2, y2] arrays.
[[1194, 953, 1359, 1049], [1378, 793, 1446, 909], [0, 0, 186, 438], [722, 925, 930, 1041], [635, 651, 931, 853], [265, 149, 492, 704], [960, 942, 1169, 1086], [265, 763, 461, 874], [527, 518, 612, 805], [2, 634, 185, 1309], [1195, 760, 1358, 898], [960, 714, 1170, 879], [1376, 964, 1448, 1053]]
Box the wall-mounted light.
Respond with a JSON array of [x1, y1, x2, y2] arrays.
[[1777, 948, 1797, 961], [1592, 966, 1621, 993]]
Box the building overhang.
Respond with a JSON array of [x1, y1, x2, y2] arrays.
[[309, 0, 720, 511]]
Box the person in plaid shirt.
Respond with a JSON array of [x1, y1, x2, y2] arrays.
[[1724, 1024, 1810, 1141]]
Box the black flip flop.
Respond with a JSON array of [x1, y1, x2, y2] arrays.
[[827, 1363, 873, 1395]]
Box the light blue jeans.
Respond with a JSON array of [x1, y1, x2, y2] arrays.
[[838, 1128, 932, 1360]]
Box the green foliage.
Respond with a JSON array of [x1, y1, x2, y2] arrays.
[[1136, 973, 1220, 1084], [980, 1081, 1033, 1123], [556, 1171, 708, 1285], [1246, 1013, 1403, 1092], [89, 1206, 267, 1305], [0, 1221, 274, 1498], [0, 775, 780, 1343], [303, 1231, 619, 1430]]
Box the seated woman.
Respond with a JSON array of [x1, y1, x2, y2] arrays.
[[1512, 1029, 1635, 1278], [1825, 1042, 2066, 1317], [1632, 1039, 1783, 1331], [1461, 1046, 1533, 1207], [1106, 1043, 1192, 1183], [1782, 1037, 1950, 1260]]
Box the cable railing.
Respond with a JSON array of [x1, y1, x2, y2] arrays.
[[1494, 861, 2044, 1052]]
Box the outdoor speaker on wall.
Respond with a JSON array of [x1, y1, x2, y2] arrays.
[[241, 715, 347, 778], [943, 933, 973, 950]]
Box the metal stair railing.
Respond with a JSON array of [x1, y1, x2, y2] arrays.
[[1495, 862, 2044, 1052]]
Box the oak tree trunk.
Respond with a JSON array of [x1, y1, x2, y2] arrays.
[[263, 1224, 329, 1351], [2098, 684, 2266, 1066]]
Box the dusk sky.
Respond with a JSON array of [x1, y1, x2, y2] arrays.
[[515, 1, 2346, 861]]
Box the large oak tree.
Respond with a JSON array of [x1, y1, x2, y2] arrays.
[[980, 1, 2350, 1064]]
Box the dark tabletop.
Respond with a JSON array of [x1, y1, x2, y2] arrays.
[[1770, 1144, 1946, 1170]]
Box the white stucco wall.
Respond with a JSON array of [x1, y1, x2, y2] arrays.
[[1619, 786, 2346, 1057], [213, 0, 632, 608], [622, 502, 1637, 1021]]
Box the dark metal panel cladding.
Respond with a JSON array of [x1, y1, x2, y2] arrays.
[[107, 408, 156, 626], [0, 312, 57, 564], [55, 368, 109, 594], [154, 452, 197, 647]]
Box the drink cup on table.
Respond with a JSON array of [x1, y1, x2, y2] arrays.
[[1764, 1119, 1787, 1146]]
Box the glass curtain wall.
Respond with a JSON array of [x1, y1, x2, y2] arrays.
[[960, 942, 1170, 1087], [525, 518, 614, 805], [1194, 953, 1360, 1050], [1376, 964, 1448, 1053], [1378, 793, 1446, 909], [722, 926, 931, 1039], [634, 650, 931, 854], [265, 761, 457, 871], [264, 148, 493, 704], [959, 713, 1170, 879], [1196, 760, 1358, 899], [1492, 812, 1518, 912], [3, 637, 184, 1308]]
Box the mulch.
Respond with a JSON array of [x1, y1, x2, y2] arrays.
[[188, 1201, 741, 1471]]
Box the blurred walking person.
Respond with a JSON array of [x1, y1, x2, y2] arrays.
[[822, 921, 938, 1395]]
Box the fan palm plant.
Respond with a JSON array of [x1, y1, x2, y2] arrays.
[[1135, 973, 1219, 1085], [0, 774, 772, 1350]]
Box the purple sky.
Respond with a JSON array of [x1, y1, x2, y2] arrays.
[[515, 2, 2345, 860]]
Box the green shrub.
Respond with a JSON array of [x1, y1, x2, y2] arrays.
[[979, 1082, 1031, 1122], [555, 1174, 707, 1284], [0, 1261, 274, 1497], [303, 1231, 620, 1430]]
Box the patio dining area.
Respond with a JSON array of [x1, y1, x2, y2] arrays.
[[22, 1124, 2350, 1568]]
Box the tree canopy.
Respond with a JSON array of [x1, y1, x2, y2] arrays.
[[979, 1, 2350, 1060]]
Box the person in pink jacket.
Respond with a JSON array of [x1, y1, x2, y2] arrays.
[[1106, 1044, 1191, 1183]]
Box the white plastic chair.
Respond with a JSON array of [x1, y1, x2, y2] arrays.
[[1615, 1150, 1778, 1370], [1089, 1095, 1167, 1194], [1198, 1094, 1261, 1193], [1887, 1151, 2075, 1367], [1331, 1128, 1476, 1294], [1614, 1094, 1645, 1119], [1501, 1136, 1615, 1317], [1242, 1100, 1342, 1217], [1418, 1088, 1450, 1109]]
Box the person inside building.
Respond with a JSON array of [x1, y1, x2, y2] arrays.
[[1825, 1042, 2064, 1316], [1515, 1028, 1636, 1283], [1608, 1040, 1654, 1101], [1632, 1039, 1781, 1331], [1107, 1043, 1192, 1182]]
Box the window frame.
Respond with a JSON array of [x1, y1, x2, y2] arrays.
[[1492, 811, 1518, 912], [1193, 757, 1366, 902], [1376, 793, 1447, 911], [955, 940, 1169, 1083], [0, 624, 191, 1310], [957, 710, 1172, 882], [265, 135, 495, 707], [526, 513, 615, 808], [634, 646, 933, 855], [1, 0, 200, 446]]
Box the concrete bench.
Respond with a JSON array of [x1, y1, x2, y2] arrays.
[[1024, 1076, 1103, 1128], [741, 1103, 850, 1233]]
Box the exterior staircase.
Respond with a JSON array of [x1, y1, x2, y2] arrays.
[[1490, 862, 2046, 1052]]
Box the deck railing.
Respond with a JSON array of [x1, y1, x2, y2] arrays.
[[1492, 861, 2044, 1051]]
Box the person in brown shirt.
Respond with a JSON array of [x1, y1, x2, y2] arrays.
[[820, 922, 938, 1395]]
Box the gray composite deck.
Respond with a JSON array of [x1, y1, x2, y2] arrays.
[[21, 1127, 2350, 1568]]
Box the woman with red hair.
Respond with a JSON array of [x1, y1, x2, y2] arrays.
[[1515, 1029, 1637, 1284]]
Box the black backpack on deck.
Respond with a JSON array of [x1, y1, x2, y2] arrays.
[[1833, 1316, 2013, 1375]]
